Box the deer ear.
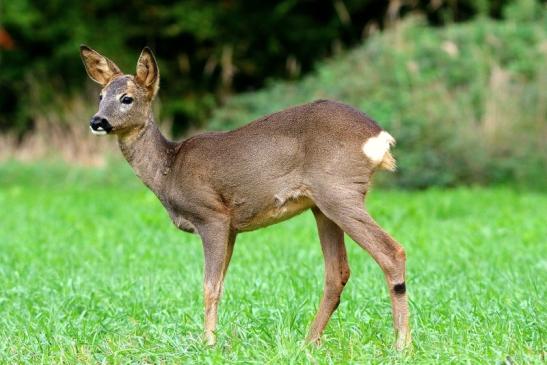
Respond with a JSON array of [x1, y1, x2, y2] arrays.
[[135, 46, 160, 98], [80, 45, 122, 86]]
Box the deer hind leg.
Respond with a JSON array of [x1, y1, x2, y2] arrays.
[[313, 188, 411, 350], [307, 207, 351, 344], [197, 220, 237, 346]]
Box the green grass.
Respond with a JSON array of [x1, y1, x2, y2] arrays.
[[0, 163, 545, 364]]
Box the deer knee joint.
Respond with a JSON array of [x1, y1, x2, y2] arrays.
[[204, 282, 222, 302]]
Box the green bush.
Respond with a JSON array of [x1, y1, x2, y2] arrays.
[[209, 15, 547, 189]]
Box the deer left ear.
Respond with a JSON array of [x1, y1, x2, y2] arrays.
[[135, 47, 160, 99]]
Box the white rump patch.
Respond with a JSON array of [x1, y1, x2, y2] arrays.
[[362, 131, 395, 164]]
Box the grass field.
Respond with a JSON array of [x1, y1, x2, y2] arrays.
[[0, 163, 545, 364]]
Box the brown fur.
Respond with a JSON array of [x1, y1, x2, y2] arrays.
[[80, 45, 410, 349]]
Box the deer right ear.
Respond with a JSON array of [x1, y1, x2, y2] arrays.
[[80, 45, 122, 86]]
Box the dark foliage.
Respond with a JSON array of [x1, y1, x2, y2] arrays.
[[1, 0, 511, 135]]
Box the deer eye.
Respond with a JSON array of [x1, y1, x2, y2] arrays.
[[121, 96, 133, 104], [99, 94, 103, 101]]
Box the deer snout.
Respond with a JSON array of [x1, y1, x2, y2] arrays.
[[89, 116, 112, 135]]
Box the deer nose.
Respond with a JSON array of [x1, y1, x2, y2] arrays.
[[89, 116, 112, 134]]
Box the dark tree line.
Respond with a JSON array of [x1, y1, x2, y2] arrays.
[[1, 0, 511, 135]]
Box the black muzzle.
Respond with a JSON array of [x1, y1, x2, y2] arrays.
[[89, 116, 113, 134]]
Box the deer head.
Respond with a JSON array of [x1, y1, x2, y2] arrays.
[[80, 45, 160, 136]]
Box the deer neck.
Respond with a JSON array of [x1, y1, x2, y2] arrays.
[[117, 113, 177, 194]]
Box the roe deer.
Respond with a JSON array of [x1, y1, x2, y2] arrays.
[[80, 45, 410, 349]]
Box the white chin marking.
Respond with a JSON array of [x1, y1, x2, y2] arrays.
[[90, 126, 107, 135], [362, 131, 395, 164]]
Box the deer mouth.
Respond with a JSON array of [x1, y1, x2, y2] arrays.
[[90, 126, 108, 135]]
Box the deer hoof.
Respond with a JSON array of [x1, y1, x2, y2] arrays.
[[305, 333, 322, 346], [204, 331, 216, 346], [395, 331, 412, 351]]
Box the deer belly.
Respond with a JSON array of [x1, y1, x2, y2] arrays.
[[234, 190, 314, 232]]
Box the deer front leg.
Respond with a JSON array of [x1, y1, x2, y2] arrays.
[[197, 219, 236, 346]]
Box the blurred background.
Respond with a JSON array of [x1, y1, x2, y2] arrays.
[[0, 0, 545, 189]]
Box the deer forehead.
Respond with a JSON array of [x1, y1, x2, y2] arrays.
[[101, 75, 140, 99]]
